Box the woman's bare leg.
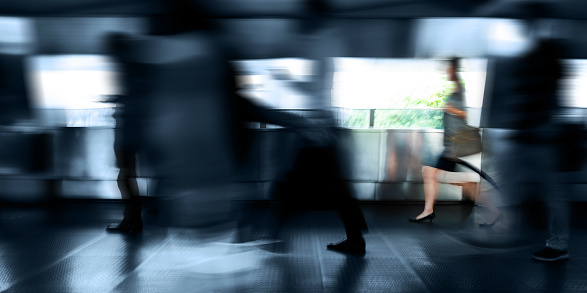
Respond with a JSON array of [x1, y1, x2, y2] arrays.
[[417, 166, 439, 219], [461, 181, 501, 223], [460, 182, 478, 202]]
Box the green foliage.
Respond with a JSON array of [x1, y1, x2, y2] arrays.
[[342, 110, 370, 128], [375, 109, 443, 129], [342, 79, 451, 129], [403, 94, 444, 108], [402, 77, 455, 109], [343, 108, 444, 129]]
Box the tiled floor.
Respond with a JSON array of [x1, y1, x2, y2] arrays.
[[0, 201, 585, 292]]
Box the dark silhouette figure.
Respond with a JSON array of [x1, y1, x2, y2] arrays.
[[104, 29, 315, 232], [257, 0, 369, 255], [476, 1, 583, 259], [270, 137, 369, 255], [509, 39, 573, 262], [105, 33, 149, 233], [487, 17, 576, 261], [104, 0, 368, 256]]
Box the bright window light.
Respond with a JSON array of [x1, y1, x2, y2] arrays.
[[27, 55, 119, 109], [561, 60, 587, 108], [333, 58, 487, 128], [232, 58, 314, 109]]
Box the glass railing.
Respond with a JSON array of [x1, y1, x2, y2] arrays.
[[338, 108, 444, 129], [253, 108, 446, 129]]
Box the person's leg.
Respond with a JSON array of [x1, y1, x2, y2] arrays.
[[260, 180, 293, 241], [107, 148, 143, 233], [327, 186, 367, 255], [415, 166, 439, 219], [532, 200, 571, 261], [338, 197, 367, 239], [531, 142, 570, 261], [460, 181, 502, 225], [532, 189, 570, 261], [533, 159, 570, 261], [545, 197, 570, 252], [119, 151, 141, 223], [315, 147, 367, 255], [543, 126, 583, 254], [460, 181, 478, 200]]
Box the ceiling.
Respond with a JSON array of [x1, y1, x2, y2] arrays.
[[0, 0, 489, 18], [2, 0, 587, 20]]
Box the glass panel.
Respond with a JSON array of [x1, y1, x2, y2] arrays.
[[232, 58, 315, 110], [340, 109, 370, 128], [333, 57, 487, 129], [27, 55, 118, 127], [561, 59, 587, 108], [374, 109, 443, 129]]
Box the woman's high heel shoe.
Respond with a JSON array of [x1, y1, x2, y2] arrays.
[[479, 213, 503, 228], [408, 213, 435, 223]]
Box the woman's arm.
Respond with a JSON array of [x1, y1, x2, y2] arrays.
[[444, 103, 467, 120]]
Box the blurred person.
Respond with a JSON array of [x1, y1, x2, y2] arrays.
[[409, 58, 502, 226], [103, 0, 367, 256], [269, 138, 369, 255], [259, 0, 369, 256], [482, 2, 577, 261], [104, 34, 147, 233], [506, 33, 572, 262], [104, 0, 343, 245]]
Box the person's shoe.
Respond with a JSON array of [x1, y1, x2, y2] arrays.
[[327, 239, 366, 256], [106, 221, 143, 234], [531, 247, 569, 262], [408, 213, 435, 223], [479, 213, 504, 228]]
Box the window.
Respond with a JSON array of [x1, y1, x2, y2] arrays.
[[27, 55, 119, 127], [333, 58, 487, 129], [233, 58, 316, 128], [233, 58, 314, 109], [558, 59, 587, 124], [561, 60, 587, 108]]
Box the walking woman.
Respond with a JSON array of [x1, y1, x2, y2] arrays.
[[409, 58, 502, 227]]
